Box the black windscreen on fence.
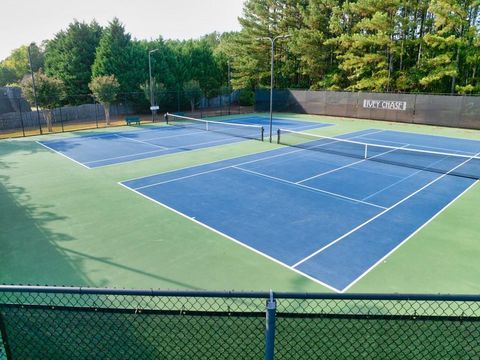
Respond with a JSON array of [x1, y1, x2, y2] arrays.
[[1, 286, 479, 360], [256, 89, 480, 129], [0, 89, 251, 139]]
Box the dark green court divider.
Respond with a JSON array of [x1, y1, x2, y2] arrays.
[[1, 286, 479, 359]]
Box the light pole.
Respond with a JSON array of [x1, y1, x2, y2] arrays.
[[227, 60, 231, 115], [257, 34, 291, 142], [148, 49, 159, 121], [28, 43, 42, 134]]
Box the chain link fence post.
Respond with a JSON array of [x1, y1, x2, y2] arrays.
[[17, 98, 25, 137], [59, 107, 64, 133], [265, 290, 276, 360], [0, 309, 12, 360]]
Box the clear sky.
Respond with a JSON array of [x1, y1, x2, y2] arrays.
[[0, 0, 245, 61]]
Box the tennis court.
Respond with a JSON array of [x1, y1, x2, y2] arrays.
[[121, 128, 480, 292], [37, 115, 328, 168]]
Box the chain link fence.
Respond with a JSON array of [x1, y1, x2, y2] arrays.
[[0, 88, 252, 140], [1, 286, 479, 359], [256, 89, 480, 130]]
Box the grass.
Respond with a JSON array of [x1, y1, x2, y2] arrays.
[[0, 112, 479, 293]]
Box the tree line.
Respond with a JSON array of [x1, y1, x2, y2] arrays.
[[1, 0, 479, 105], [226, 0, 480, 94], [0, 18, 227, 104]]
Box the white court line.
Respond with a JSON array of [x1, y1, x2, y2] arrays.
[[295, 143, 409, 184], [121, 129, 385, 183], [232, 166, 386, 210], [36, 141, 91, 169], [42, 126, 201, 144], [85, 148, 169, 165], [356, 134, 478, 155], [132, 137, 349, 190], [43, 126, 167, 142], [287, 124, 330, 131], [114, 133, 169, 149], [100, 139, 265, 172], [297, 159, 366, 183], [291, 152, 480, 270], [342, 179, 479, 293], [141, 130, 206, 141], [359, 127, 480, 143], [245, 115, 327, 124], [117, 182, 342, 293], [84, 137, 238, 165], [130, 130, 386, 190], [361, 150, 457, 202]]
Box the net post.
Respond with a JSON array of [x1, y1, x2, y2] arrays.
[[276, 129, 280, 144], [261, 127, 265, 142], [164, 113, 169, 124], [264, 290, 276, 360], [364, 144, 368, 159]]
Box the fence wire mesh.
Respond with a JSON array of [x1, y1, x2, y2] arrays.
[[255, 89, 480, 130], [0, 286, 479, 360], [0, 89, 252, 140]]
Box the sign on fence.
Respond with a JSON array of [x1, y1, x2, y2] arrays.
[[363, 99, 407, 111]]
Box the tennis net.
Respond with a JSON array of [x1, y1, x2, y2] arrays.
[[277, 129, 480, 179], [166, 113, 264, 141]]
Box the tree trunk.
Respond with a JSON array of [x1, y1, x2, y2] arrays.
[[44, 110, 53, 132], [190, 100, 195, 112], [104, 103, 110, 125], [451, 47, 460, 94]]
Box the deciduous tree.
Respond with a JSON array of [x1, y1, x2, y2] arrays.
[[20, 71, 65, 132], [89, 75, 120, 125]]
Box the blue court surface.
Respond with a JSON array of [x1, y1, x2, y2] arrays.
[[37, 116, 328, 168], [121, 129, 480, 292]]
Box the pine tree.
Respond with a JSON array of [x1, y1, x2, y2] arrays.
[[224, 0, 303, 89], [289, 0, 339, 89], [330, 0, 401, 91], [419, 0, 479, 93], [44, 20, 102, 103], [92, 18, 144, 93]]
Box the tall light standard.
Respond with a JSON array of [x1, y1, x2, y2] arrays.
[[227, 60, 231, 115], [148, 49, 159, 121], [257, 34, 291, 142], [28, 43, 42, 134]]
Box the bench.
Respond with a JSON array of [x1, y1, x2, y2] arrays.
[[125, 116, 141, 125]]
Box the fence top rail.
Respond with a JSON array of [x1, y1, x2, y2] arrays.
[[261, 88, 480, 97], [1, 285, 479, 301]]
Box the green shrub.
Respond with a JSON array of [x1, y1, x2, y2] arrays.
[[238, 89, 255, 106]]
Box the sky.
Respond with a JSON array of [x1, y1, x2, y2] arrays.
[[0, 0, 245, 61]]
